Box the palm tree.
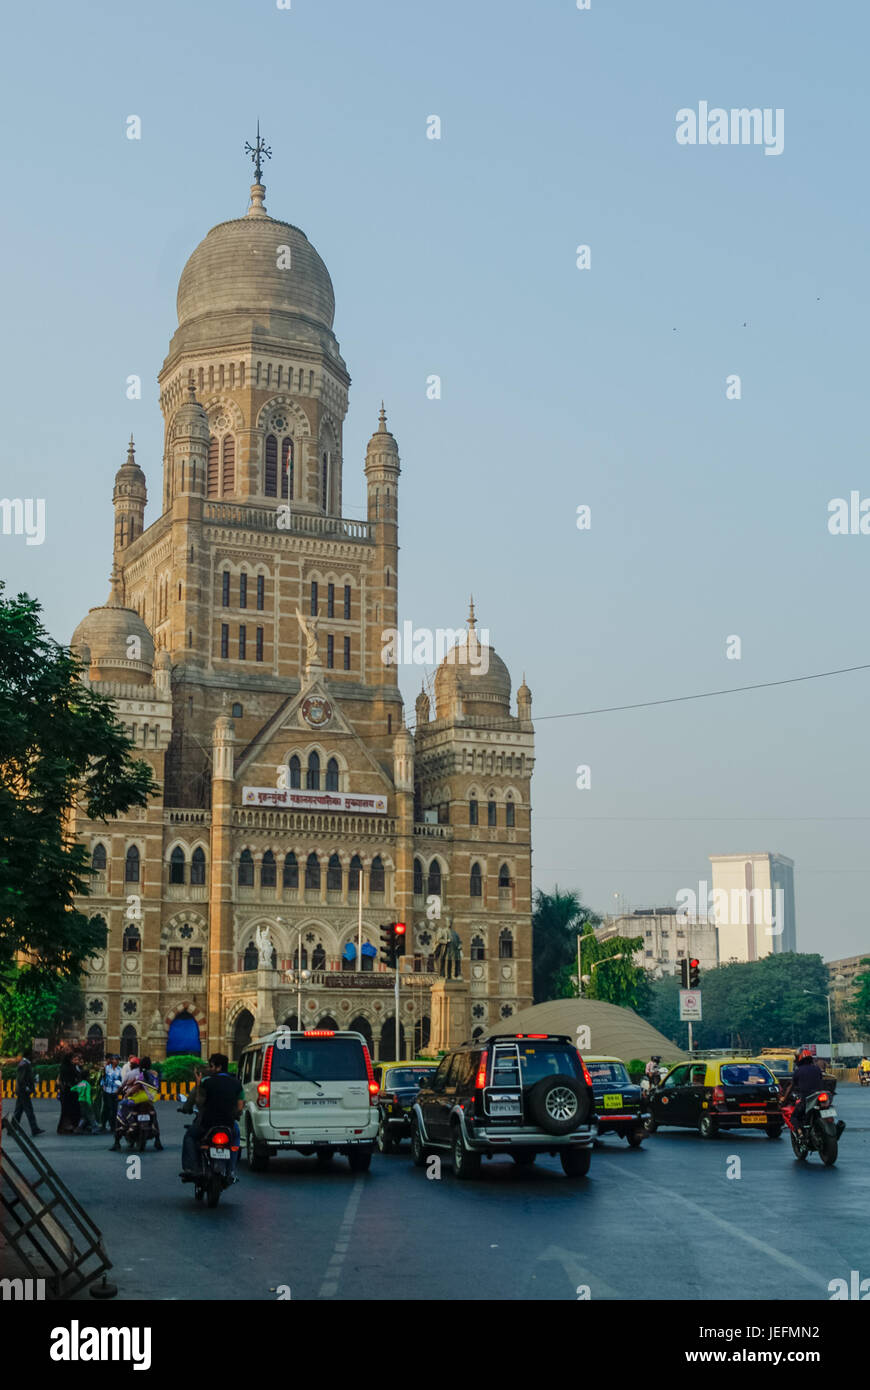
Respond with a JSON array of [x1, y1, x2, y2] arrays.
[[532, 887, 602, 1002]]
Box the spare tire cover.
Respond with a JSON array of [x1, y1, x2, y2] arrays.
[[528, 1075, 589, 1135]]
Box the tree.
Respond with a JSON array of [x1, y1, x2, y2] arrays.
[[848, 959, 870, 1038], [0, 586, 157, 980], [0, 965, 84, 1053], [578, 923, 648, 1009], [532, 888, 601, 1002]]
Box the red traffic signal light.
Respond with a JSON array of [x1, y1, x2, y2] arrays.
[[689, 958, 700, 989], [393, 922, 407, 958]]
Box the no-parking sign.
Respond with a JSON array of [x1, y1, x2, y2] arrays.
[[679, 990, 702, 1021]]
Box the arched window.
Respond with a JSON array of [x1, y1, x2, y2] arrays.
[[498, 863, 512, 889], [124, 846, 140, 883], [487, 800, 497, 827], [413, 858, 424, 895], [471, 935, 486, 961], [292, 945, 309, 970], [325, 757, 339, 791], [427, 859, 442, 898], [312, 943, 326, 970], [321, 452, 329, 512], [87, 1023, 104, 1057], [289, 755, 301, 789], [264, 434, 278, 496], [283, 852, 298, 889], [469, 798, 478, 826], [470, 862, 482, 898], [122, 924, 141, 953], [327, 854, 342, 892], [281, 438, 293, 499], [370, 856, 385, 894], [243, 942, 258, 971], [499, 929, 514, 960], [238, 849, 254, 887], [305, 853, 320, 890], [261, 850, 276, 887], [222, 434, 235, 494], [348, 854, 362, 892], [207, 435, 219, 496], [505, 798, 515, 828], [121, 1024, 139, 1059], [306, 751, 320, 790], [169, 847, 186, 884], [191, 847, 206, 884], [92, 843, 107, 872]]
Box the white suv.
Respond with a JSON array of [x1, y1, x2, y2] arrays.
[[240, 1028, 378, 1172]]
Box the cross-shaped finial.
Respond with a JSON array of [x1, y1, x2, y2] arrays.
[[245, 121, 272, 184]]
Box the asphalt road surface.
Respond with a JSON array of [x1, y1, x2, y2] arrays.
[[9, 1085, 869, 1301]]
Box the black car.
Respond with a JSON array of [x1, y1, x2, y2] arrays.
[[584, 1055, 645, 1147], [375, 1063, 438, 1153], [410, 1033, 595, 1179]]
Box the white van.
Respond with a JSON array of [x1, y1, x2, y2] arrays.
[[240, 1028, 378, 1172]]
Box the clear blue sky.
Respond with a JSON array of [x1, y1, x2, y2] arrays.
[[2, 1, 868, 960]]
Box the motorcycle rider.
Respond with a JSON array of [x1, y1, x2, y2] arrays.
[[860, 1056, 870, 1083], [645, 1056, 662, 1088], [180, 1053, 243, 1180], [782, 1047, 825, 1127], [110, 1058, 163, 1151]]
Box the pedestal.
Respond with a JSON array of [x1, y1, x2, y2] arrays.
[[256, 968, 279, 1038], [429, 977, 470, 1055]]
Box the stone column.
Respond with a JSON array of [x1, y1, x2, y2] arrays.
[[429, 977, 470, 1055], [207, 713, 236, 1055]]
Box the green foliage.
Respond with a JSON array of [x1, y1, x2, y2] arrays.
[[0, 586, 158, 980], [532, 887, 602, 1002], [0, 965, 84, 1053], [579, 926, 647, 1008], [159, 1054, 203, 1082], [637, 953, 832, 1053], [848, 959, 870, 1036]]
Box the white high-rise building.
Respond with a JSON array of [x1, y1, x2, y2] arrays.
[[708, 853, 796, 962]]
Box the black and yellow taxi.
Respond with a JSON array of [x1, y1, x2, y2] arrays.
[[749, 1052, 794, 1100], [585, 1055, 645, 1147], [644, 1057, 783, 1140], [374, 1062, 438, 1153]]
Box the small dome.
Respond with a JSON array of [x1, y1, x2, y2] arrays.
[[366, 403, 399, 457], [113, 437, 146, 500], [71, 593, 154, 687], [170, 382, 210, 440], [434, 610, 512, 719]]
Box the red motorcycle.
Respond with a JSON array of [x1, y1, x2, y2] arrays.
[[781, 1087, 844, 1166]]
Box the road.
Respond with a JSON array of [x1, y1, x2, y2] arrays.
[[9, 1085, 869, 1301]]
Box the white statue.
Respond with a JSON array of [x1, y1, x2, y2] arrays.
[[295, 608, 321, 666], [255, 925, 273, 966]]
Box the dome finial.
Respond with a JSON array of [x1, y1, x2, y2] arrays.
[[378, 401, 387, 431], [467, 595, 476, 631], [127, 435, 135, 463], [245, 121, 271, 216], [108, 561, 124, 607]]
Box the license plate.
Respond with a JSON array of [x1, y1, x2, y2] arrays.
[[741, 1113, 767, 1124], [136, 1114, 151, 1121], [490, 1099, 521, 1116], [602, 1094, 623, 1109], [302, 1098, 334, 1106], [820, 1107, 836, 1117], [209, 1147, 230, 1158]]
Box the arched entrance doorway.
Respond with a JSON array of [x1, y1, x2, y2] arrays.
[[349, 1016, 373, 1053], [379, 1017, 405, 1063], [316, 1015, 338, 1031], [166, 1011, 201, 1056], [87, 1024, 105, 1059], [232, 1009, 254, 1060], [282, 1015, 299, 1031], [120, 1024, 138, 1059]]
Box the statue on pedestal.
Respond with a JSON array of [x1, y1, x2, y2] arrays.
[[432, 913, 463, 980], [255, 924, 274, 967]]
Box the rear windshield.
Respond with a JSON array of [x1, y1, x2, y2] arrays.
[[720, 1064, 774, 1087], [760, 1060, 791, 1077], [386, 1068, 434, 1087], [492, 1044, 582, 1088], [272, 1038, 367, 1082], [586, 1062, 630, 1086]]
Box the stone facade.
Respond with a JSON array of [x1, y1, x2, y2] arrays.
[[68, 173, 535, 1062]]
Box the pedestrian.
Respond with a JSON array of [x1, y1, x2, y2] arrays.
[[13, 1050, 45, 1136], [57, 1052, 81, 1134], [72, 1067, 99, 1134], [99, 1054, 123, 1132]]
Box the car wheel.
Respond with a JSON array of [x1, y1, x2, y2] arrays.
[[699, 1115, 718, 1140], [560, 1147, 592, 1178], [643, 1113, 657, 1134], [377, 1113, 396, 1155], [765, 1125, 783, 1140], [410, 1117, 428, 1168], [512, 1151, 536, 1167], [626, 1131, 644, 1148], [452, 1128, 481, 1180], [348, 1147, 372, 1173], [246, 1124, 270, 1172]]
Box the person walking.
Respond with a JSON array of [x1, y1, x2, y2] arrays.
[[13, 1051, 45, 1136], [99, 1055, 123, 1132], [72, 1067, 99, 1134], [57, 1052, 81, 1134]]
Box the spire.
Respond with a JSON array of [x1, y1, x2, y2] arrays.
[[108, 561, 124, 607], [378, 401, 387, 432], [245, 122, 271, 217], [467, 595, 476, 632], [127, 435, 135, 465]]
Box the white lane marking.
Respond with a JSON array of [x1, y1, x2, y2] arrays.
[[536, 1243, 622, 1299], [317, 1177, 365, 1299], [597, 1158, 827, 1290]]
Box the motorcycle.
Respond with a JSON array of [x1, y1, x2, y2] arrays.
[[183, 1122, 240, 1207], [859, 1072, 870, 1087], [114, 1099, 161, 1151], [782, 1088, 845, 1166]]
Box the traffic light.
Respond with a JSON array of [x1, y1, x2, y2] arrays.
[[379, 922, 407, 968], [688, 958, 700, 989], [679, 958, 689, 988]]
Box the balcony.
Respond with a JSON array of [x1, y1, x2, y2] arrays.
[[204, 502, 372, 543], [414, 823, 453, 840]]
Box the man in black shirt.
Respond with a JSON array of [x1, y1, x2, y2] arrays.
[[14, 1051, 45, 1136], [783, 1049, 825, 1125], [180, 1053, 243, 1177]]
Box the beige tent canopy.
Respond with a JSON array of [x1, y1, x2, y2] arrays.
[[497, 998, 688, 1063]]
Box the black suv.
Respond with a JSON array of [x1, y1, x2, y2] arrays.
[[410, 1033, 595, 1179]]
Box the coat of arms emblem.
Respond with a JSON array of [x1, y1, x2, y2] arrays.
[[301, 696, 332, 728]]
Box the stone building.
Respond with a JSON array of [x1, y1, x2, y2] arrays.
[[68, 164, 535, 1062], [597, 908, 719, 976]]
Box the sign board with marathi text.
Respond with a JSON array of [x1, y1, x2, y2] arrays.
[[243, 788, 388, 815]]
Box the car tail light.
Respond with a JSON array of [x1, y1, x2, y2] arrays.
[[362, 1045, 378, 1104], [817, 1092, 829, 1105], [305, 1029, 334, 1037], [576, 1051, 593, 1088], [211, 1131, 230, 1146], [712, 1085, 725, 1106], [515, 1033, 548, 1039], [257, 1044, 274, 1108], [475, 1057, 488, 1090]]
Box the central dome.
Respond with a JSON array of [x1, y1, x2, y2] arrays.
[[166, 184, 341, 364]]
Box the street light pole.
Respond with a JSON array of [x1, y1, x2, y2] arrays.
[[803, 989, 835, 1063]]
